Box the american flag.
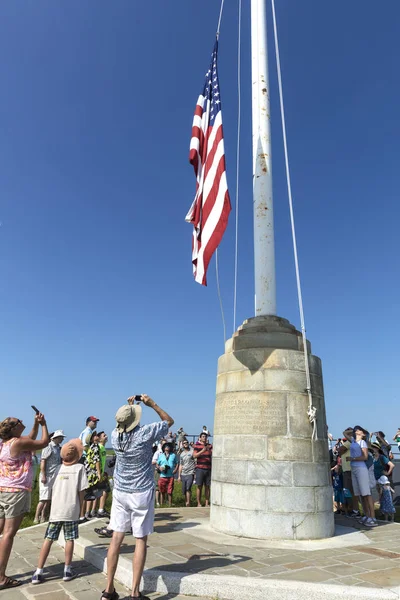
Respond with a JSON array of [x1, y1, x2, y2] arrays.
[[185, 41, 231, 286]]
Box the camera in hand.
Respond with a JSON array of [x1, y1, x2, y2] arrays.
[[134, 395, 142, 402]]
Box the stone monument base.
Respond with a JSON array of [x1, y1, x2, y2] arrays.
[[210, 315, 334, 540]]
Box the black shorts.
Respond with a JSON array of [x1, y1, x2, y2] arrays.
[[195, 468, 211, 487], [181, 474, 194, 494]]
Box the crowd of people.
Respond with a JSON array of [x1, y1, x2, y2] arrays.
[[0, 396, 213, 598], [1, 403, 398, 597], [329, 426, 398, 526]]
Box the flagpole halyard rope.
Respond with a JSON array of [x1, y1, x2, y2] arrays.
[[270, 0, 318, 440], [216, 0, 226, 38], [215, 249, 227, 344], [233, 0, 242, 334]]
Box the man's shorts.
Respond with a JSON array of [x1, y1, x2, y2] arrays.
[[45, 521, 79, 541], [110, 487, 155, 538], [195, 468, 211, 487], [181, 474, 194, 494], [39, 477, 56, 501], [342, 471, 354, 496], [158, 477, 174, 495], [0, 490, 31, 519], [351, 468, 371, 497]]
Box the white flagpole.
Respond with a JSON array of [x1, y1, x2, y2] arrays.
[[251, 0, 276, 316]]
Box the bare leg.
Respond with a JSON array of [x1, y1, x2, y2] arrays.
[[185, 491, 191, 507], [204, 485, 210, 507], [196, 485, 203, 507], [37, 539, 53, 569], [80, 501, 86, 519], [359, 495, 368, 516], [42, 501, 50, 521], [0, 515, 25, 584], [132, 536, 148, 597], [99, 492, 107, 511], [167, 494, 172, 507], [352, 494, 360, 512], [103, 531, 125, 596], [366, 495, 375, 519], [34, 501, 45, 523], [64, 541, 74, 567], [155, 489, 160, 506]]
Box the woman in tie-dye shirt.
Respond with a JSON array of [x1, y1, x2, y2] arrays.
[[0, 413, 49, 591]]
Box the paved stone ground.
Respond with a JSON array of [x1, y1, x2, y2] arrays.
[[6, 508, 400, 598], [76, 508, 400, 589], [2, 521, 211, 600]]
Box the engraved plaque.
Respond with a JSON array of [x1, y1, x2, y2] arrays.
[[214, 391, 287, 436]]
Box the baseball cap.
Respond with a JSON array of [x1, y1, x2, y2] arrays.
[[86, 416, 99, 423]]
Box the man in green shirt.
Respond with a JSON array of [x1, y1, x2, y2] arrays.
[[96, 432, 110, 518]]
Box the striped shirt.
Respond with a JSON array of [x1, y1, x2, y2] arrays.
[[193, 442, 212, 470]]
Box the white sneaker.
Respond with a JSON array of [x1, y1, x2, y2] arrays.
[[63, 568, 76, 582]]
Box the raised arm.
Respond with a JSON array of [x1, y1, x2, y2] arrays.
[[135, 394, 174, 427], [193, 445, 207, 459], [28, 418, 39, 440], [12, 414, 49, 454]]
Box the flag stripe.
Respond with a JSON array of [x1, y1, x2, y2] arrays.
[[185, 42, 231, 286]]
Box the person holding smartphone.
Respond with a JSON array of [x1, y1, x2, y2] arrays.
[[101, 394, 173, 600], [0, 410, 49, 590]]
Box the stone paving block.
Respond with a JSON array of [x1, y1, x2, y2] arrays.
[[0, 590, 27, 600], [31, 591, 72, 600], [322, 564, 370, 577], [271, 567, 335, 582], [248, 564, 290, 576], [284, 561, 315, 570], [324, 576, 364, 586], [356, 566, 400, 586], [24, 581, 64, 595], [352, 558, 396, 571]]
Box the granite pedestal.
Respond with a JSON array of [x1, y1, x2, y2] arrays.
[[210, 315, 334, 540]]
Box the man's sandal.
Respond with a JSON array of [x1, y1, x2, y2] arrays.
[[0, 577, 22, 590], [100, 590, 119, 600], [95, 527, 113, 538]]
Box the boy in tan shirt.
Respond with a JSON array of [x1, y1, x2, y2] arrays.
[[31, 439, 88, 585]]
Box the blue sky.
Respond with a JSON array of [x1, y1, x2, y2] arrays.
[[1, 1, 399, 443]]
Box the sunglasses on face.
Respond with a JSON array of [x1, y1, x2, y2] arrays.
[[10, 419, 22, 428]]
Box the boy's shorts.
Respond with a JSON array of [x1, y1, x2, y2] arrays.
[[45, 521, 79, 541]]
